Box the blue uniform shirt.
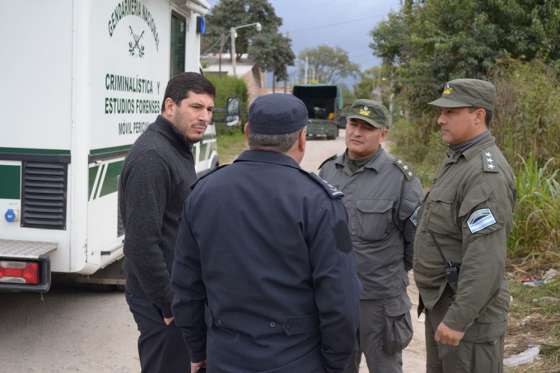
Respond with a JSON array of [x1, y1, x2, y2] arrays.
[[172, 150, 360, 373]]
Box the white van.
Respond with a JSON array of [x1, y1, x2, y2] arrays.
[[0, 0, 218, 291]]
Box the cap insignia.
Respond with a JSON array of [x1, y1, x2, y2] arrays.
[[442, 83, 454, 96], [359, 106, 371, 117]]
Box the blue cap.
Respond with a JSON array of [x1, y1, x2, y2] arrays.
[[248, 94, 308, 135]]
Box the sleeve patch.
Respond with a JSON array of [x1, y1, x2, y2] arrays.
[[334, 221, 352, 253], [467, 208, 496, 233], [409, 206, 421, 227]]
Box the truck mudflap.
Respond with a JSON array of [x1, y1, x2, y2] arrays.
[[0, 239, 56, 292]]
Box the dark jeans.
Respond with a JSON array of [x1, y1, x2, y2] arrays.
[[126, 291, 191, 373]]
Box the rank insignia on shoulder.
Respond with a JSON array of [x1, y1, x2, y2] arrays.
[[467, 208, 496, 233], [482, 152, 498, 173], [318, 154, 337, 169], [394, 159, 414, 180], [309, 173, 344, 199]]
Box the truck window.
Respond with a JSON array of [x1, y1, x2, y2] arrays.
[[170, 12, 186, 78]]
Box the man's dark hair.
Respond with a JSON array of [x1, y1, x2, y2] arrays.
[[484, 109, 493, 127], [469, 107, 493, 127], [161, 72, 215, 112]]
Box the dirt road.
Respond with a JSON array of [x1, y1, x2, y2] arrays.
[[0, 132, 425, 372]]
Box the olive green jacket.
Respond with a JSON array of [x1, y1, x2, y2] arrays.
[[320, 148, 423, 300], [413, 135, 515, 338]]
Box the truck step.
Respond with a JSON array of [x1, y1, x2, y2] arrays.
[[0, 239, 57, 259]]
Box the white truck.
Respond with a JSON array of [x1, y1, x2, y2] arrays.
[[0, 0, 218, 292]]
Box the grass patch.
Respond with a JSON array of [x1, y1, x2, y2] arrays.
[[505, 278, 560, 372], [509, 156, 560, 262], [216, 124, 246, 164]]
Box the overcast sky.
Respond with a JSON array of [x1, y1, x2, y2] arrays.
[[206, 0, 403, 70]]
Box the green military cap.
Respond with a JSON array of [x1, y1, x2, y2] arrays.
[[347, 99, 391, 129], [429, 79, 496, 111]]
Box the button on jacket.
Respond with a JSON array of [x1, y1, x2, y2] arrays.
[[120, 115, 196, 317], [413, 135, 515, 338], [172, 150, 360, 373], [320, 148, 423, 300]]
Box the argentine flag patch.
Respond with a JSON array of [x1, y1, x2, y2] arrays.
[[467, 208, 496, 233]]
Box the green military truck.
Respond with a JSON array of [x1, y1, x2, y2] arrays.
[[292, 84, 342, 140]]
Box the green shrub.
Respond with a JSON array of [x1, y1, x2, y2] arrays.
[[388, 116, 446, 186], [509, 156, 560, 259], [206, 74, 249, 125], [492, 59, 560, 171], [205, 74, 248, 163]]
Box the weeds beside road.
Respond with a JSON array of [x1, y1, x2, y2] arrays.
[[216, 124, 246, 164]]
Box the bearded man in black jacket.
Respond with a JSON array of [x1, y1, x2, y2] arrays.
[[119, 72, 215, 373]]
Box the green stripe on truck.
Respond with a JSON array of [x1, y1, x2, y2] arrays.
[[0, 165, 21, 199], [0, 147, 70, 156]]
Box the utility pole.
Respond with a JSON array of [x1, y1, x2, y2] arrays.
[[230, 28, 237, 76], [218, 34, 225, 75], [230, 22, 262, 77], [304, 57, 309, 84]]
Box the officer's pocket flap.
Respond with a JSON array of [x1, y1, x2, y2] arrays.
[[283, 315, 318, 336], [458, 183, 492, 217], [355, 199, 393, 241], [356, 199, 392, 213]]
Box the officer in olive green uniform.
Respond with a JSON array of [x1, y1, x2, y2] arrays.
[[413, 79, 515, 373], [320, 100, 423, 373]]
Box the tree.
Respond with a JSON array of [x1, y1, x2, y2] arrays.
[[203, 0, 295, 87], [204, 0, 282, 57], [297, 45, 360, 84], [353, 66, 393, 106], [248, 32, 295, 89], [370, 0, 560, 116]]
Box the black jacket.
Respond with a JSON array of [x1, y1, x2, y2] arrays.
[[120, 115, 196, 317]]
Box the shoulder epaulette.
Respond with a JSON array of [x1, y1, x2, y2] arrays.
[[482, 151, 499, 173], [306, 172, 344, 199], [192, 164, 229, 189], [318, 154, 338, 169], [393, 158, 414, 180]]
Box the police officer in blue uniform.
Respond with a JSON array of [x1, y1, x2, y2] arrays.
[[172, 93, 360, 373]]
